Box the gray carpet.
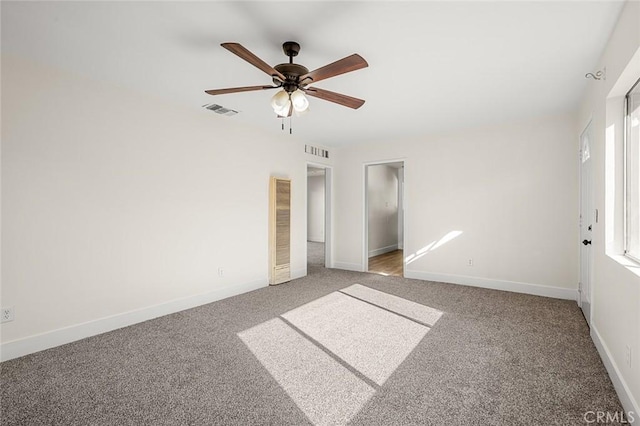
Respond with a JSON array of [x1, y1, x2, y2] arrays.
[[281, 291, 429, 387], [0, 266, 624, 425], [341, 284, 442, 326], [307, 241, 325, 267], [239, 317, 375, 426]]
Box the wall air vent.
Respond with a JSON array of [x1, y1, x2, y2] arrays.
[[202, 103, 238, 116], [305, 145, 329, 159]]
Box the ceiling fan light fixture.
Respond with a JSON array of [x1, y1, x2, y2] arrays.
[[206, 42, 368, 127], [290, 89, 309, 112], [274, 105, 291, 117], [270, 89, 290, 112], [273, 95, 291, 117]]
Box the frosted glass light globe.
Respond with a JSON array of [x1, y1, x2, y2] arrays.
[[290, 90, 309, 112], [271, 90, 290, 111], [274, 101, 291, 117]]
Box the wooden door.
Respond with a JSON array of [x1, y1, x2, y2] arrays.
[[270, 177, 291, 285]]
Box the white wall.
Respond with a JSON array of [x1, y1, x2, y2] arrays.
[[398, 166, 404, 250], [367, 164, 399, 257], [577, 0, 640, 415], [307, 174, 325, 243], [334, 113, 579, 298], [0, 55, 331, 358]]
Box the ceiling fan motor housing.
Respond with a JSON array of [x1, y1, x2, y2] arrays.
[[273, 63, 309, 92]]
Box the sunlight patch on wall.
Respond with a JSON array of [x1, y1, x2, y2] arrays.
[[605, 123, 616, 248], [405, 230, 463, 265]]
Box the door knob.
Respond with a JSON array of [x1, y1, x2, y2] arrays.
[[582, 239, 592, 245]]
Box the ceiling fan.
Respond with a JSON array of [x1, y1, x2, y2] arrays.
[[205, 41, 368, 118]]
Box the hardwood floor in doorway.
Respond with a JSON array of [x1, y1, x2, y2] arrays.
[[368, 250, 403, 277]]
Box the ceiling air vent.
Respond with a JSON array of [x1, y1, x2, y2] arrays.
[[305, 145, 329, 159], [203, 103, 238, 116]]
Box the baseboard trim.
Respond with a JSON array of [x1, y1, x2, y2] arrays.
[[404, 270, 577, 300], [0, 278, 268, 362], [591, 325, 640, 417], [333, 262, 363, 272], [368, 244, 398, 258]]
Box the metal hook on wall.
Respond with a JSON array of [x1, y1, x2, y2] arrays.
[[585, 68, 606, 81]]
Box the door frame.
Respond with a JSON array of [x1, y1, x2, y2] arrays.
[[306, 162, 333, 268], [362, 158, 407, 275], [579, 119, 594, 325]]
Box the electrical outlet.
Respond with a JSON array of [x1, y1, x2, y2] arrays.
[[218, 268, 224, 277], [625, 345, 632, 368], [468, 259, 473, 266], [1, 307, 14, 323]]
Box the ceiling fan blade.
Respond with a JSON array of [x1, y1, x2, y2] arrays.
[[221, 43, 286, 82], [298, 54, 368, 85], [302, 87, 365, 109], [205, 85, 278, 96]]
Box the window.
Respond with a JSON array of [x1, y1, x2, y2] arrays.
[[625, 78, 640, 261]]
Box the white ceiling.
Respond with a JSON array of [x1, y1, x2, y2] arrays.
[[2, 1, 624, 147]]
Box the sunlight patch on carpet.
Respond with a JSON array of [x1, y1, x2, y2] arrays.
[[238, 318, 375, 426], [340, 284, 443, 326], [282, 292, 429, 386], [238, 285, 442, 425]]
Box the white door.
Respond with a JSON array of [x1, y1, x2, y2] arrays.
[[579, 122, 593, 325]]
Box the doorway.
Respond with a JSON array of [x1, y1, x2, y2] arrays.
[[307, 164, 332, 270], [364, 161, 405, 277], [579, 121, 593, 325]]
